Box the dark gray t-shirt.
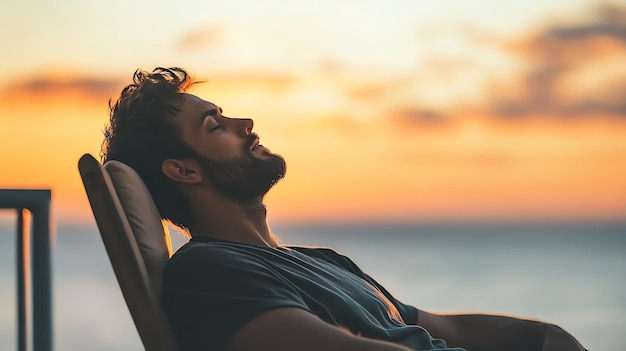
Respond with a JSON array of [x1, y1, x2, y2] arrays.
[[162, 237, 466, 351]]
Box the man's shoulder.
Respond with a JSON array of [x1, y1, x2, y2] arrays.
[[165, 239, 362, 280], [172, 238, 240, 258], [287, 245, 342, 259], [287, 245, 361, 273], [166, 239, 265, 272]]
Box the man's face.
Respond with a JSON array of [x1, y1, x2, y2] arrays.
[[172, 93, 286, 200]]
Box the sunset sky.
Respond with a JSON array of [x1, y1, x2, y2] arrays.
[[0, 0, 625, 225]]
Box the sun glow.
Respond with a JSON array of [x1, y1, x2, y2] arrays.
[[0, 0, 624, 224]]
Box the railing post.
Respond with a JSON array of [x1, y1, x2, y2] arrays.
[[0, 189, 53, 351], [31, 194, 52, 351], [17, 209, 29, 351]]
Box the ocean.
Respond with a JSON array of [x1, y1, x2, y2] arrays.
[[0, 221, 624, 350]]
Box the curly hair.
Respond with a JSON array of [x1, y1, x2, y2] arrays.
[[101, 67, 198, 232]]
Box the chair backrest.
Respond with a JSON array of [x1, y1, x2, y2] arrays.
[[78, 153, 179, 351]]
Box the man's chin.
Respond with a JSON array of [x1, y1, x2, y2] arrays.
[[199, 151, 286, 201], [251, 146, 275, 159]]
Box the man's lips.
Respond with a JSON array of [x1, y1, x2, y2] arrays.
[[250, 138, 260, 150]]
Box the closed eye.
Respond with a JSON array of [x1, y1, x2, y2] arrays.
[[209, 124, 222, 132]]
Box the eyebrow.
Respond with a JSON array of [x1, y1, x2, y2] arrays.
[[200, 107, 223, 119]]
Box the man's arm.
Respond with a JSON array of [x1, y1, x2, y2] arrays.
[[224, 307, 413, 351], [417, 309, 588, 351]]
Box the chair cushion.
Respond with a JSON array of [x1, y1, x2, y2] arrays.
[[104, 161, 172, 297]]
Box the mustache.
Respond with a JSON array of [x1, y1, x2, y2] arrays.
[[243, 133, 260, 151]]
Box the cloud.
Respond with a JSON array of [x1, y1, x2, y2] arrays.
[[390, 108, 449, 128], [176, 25, 224, 50], [492, 3, 626, 118], [547, 3, 626, 41], [0, 74, 123, 106]]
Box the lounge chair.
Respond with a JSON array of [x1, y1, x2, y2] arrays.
[[78, 153, 179, 351]]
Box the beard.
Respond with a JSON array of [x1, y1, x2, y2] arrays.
[[195, 137, 286, 201]]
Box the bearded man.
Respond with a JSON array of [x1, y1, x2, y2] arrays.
[[101, 67, 587, 351]]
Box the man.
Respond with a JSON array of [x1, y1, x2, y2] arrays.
[[101, 67, 588, 351]]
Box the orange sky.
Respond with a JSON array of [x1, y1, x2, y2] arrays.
[[1, 1, 625, 225]]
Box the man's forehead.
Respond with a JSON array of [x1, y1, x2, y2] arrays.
[[178, 93, 218, 111]]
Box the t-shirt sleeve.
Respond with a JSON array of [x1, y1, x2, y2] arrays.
[[162, 245, 311, 351], [313, 248, 420, 325], [362, 272, 419, 325]]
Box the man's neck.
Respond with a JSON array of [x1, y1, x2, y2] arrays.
[[188, 197, 280, 248]]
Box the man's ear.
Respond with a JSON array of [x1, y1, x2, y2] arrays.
[[162, 159, 202, 184]]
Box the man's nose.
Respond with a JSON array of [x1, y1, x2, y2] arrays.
[[238, 118, 254, 136]]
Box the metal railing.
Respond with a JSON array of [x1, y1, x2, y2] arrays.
[[0, 189, 53, 351]]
